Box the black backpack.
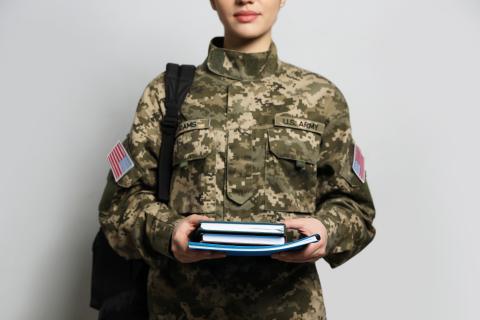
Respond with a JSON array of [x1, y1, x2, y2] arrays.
[[90, 63, 196, 319]]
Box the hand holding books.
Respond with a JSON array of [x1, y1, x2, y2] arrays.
[[270, 217, 329, 263], [188, 220, 321, 257], [170, 214, 227, 263]]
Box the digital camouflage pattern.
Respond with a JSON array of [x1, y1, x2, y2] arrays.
[[99, 36, 376, 320]]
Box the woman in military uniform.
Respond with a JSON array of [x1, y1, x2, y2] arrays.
[[99, 0, 376, 319]]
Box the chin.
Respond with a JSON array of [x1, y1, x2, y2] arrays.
[[229, 26, 270, 40]]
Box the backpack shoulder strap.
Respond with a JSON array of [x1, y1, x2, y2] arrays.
[[157, 63, 196, 203]]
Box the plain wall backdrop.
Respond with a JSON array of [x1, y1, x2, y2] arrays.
[[1, 0, 479, 319]]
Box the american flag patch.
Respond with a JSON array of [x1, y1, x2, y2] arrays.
[[352, 143, 366, 183], [107, 141, 134, 182]]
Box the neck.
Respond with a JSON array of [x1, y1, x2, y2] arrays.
[[223, 30, 273, 53]]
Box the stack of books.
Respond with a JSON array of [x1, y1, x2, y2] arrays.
[[191, 221, 286, 245], [188, 221, 320, 256]]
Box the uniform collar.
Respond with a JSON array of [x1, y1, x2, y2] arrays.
[[203, 36, 279, 81]]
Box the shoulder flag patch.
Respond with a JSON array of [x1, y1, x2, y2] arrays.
[[107, 141, 134, 182], [352, 143, 366, 183]]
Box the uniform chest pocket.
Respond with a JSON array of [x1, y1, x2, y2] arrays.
[[170, 118, 216, 214], [264, 117, 324, 213]]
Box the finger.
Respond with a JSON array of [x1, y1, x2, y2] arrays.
[[178, 256, 205, 264], [271, 243, 320, 261], [173, 222, 200, 246], [172, 229, 190, 249], [187, 214, 213, 226], [279, 248, 324, 262], [173, 219, 191, 236], [298, 242, 322, 256], [283, 219, 315, 237], [202, 252, 228, 260], [271, 251, 308, 261], [309, 246, 327, 258], [283, 218, 309, 230], [289, 255, 320, 263], [182, 255, 226, 263], [271, 255, 308, 263], [279, 243, 320, 259]]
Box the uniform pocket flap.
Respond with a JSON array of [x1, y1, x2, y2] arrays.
[[173, 118, 213, 166], [267, 126, 322, 164]]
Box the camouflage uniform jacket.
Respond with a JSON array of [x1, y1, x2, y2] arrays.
[[99, 36, 376, 320]]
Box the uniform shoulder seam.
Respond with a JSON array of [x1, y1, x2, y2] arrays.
[[279, 60, 335, 85]]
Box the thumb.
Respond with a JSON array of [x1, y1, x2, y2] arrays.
[[283, 218, 307, 231], [187, 214, 213, 226]]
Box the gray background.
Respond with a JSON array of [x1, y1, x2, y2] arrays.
[[1, 0, 479, 319]]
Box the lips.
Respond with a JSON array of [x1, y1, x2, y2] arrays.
[[234, 10, 260, 23], [234, 10, 260, 17]]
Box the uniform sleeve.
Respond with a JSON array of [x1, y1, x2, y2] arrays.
[[98, 76, 182, 267], [314, 85, 376, 269]]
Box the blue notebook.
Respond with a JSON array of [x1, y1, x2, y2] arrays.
[[188, 233, 321, 256]]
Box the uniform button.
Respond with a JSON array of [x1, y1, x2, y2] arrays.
[[179, 160, 188, 168], [295, 160, 306, 170]]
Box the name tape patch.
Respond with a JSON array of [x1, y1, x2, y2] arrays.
[[352, 143, 366, 183], [274, 115, 325, 134], [107, 141, 134, 182], [176, 118, 210, 136]]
